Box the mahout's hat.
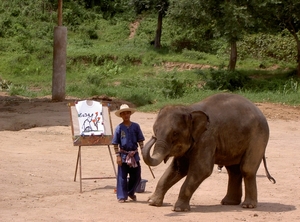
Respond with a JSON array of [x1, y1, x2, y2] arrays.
[[115, 104, 136, 117]]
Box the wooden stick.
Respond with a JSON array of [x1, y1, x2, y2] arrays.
[[148, 166, 155, 179]]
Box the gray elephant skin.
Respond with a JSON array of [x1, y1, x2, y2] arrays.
[[142, 93, 276, 212]]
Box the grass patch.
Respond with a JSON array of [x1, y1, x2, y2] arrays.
[[0, 1, 299, 112]]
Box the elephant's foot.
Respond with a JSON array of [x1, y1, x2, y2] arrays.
[[147, 195, 163, 207], [221, 196, 241, 205], [241, 200, 257, 208], [172, 200, 191, 212]]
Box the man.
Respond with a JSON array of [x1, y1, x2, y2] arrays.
[[112, 104, 145, 203]]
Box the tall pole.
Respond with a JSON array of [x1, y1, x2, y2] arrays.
[[58, 0, 63, 26], [52, 0, 67, 101]]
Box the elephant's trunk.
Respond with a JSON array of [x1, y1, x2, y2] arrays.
[[142, 136, 167, 166]]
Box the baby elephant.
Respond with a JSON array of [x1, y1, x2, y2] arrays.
[[142, 93, 276, 212]]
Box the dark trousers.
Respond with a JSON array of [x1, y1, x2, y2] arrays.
[[116, 161, 141, 200]]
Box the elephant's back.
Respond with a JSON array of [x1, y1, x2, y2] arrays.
[[192, 93, 269, 135], [194, 93, 269, 165], [194, 93, 264, 117]]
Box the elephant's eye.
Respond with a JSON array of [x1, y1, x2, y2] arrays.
[[171, 131, 180, 144]]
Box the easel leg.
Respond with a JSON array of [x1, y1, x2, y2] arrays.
[[79, 146, 82, 193], [74, 146, 80, 181], [108, 145, 117, 177]]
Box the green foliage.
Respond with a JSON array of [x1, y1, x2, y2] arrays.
[[282, 78, 299, 94], [204, 69, 251, 91], [132, 0, 169, 15], [134, 15, 157, 43], [238, 31, 297, 61], [0, 0, 300, 111], [161, 71, 192, 98], [182, 49, 207, 60], [120, 87, 156, 106], [0, 78, 12, 90], [85, 61, 122, 88], [162, 20, 215, 53], [8, 85, 38, 97], [132, 0, 153, 14], [203, 68, 300, 95]]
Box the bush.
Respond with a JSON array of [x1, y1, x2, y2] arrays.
[[0, 78, 12, 90], [204, 69, 251, 91], [123, 92, 154, 106], [238, 30, 297, 61], [161, 72, 190, 98], [282, 78, 299, 94], [182, 49, 207, 60]]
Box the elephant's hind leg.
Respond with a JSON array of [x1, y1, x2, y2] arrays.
[[241, 174, 257, 208], [221, 165, 242, 205], [240, 143, 264, 208], [241, 165, 258, 208]]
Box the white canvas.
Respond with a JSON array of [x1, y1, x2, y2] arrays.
[[75, 100, 105, 136]]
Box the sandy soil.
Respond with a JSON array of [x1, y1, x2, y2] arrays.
[[0, 93, 300, 222]]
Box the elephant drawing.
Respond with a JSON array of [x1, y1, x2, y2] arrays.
[[142, 93, 276, 212]]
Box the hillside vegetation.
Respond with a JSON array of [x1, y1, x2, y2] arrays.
[[0, 0, 299, 111]]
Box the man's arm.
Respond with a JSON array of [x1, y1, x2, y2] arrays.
[[138, 141, 144, 150], [113, 144, 120, 156]]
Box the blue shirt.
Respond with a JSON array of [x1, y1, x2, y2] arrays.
[[112, 122, 145, 162]]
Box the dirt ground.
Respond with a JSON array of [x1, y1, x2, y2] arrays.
[[0, 92, 300, 222]]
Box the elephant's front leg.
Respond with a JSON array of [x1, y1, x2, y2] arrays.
[[173, 158, 214, 212], [149, 158, 188, 207]]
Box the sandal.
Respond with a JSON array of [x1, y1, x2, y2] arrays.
[[129, 195, 137, 201], [118, 199, 125, 203]]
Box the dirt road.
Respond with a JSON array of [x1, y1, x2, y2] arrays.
[[0, 94, 299, 221]]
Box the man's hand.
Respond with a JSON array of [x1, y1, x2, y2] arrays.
[[116, 155, 122, 166]]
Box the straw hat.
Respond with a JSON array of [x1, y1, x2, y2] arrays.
[[115, 104, 136, 117]]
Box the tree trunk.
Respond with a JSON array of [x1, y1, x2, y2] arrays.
[[295, 36, 300, 77], [228, 41, 237, 71], [154, 11, 163, 48], [286, 27, 300, 77]]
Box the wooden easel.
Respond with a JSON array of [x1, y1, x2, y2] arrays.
[[69, 101, 116, 193]]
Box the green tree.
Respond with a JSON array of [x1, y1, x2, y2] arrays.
[[153, 0, 169, 48], [168, 0, 254, 71], [207, 1, 253, 71], [248, 0, 300, 77], [132, 0, 169, 48]]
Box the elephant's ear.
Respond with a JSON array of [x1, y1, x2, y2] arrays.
[[189, 111, 209, 141]]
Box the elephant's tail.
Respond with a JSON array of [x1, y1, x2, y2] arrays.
[[263, 155, 276, 184]]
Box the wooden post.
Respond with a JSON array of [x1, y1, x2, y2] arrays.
[[52, 0, 67, 102], [58, 0, 63, 26]]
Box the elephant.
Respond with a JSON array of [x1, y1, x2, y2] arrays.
[[142, 93, 276, 212]]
